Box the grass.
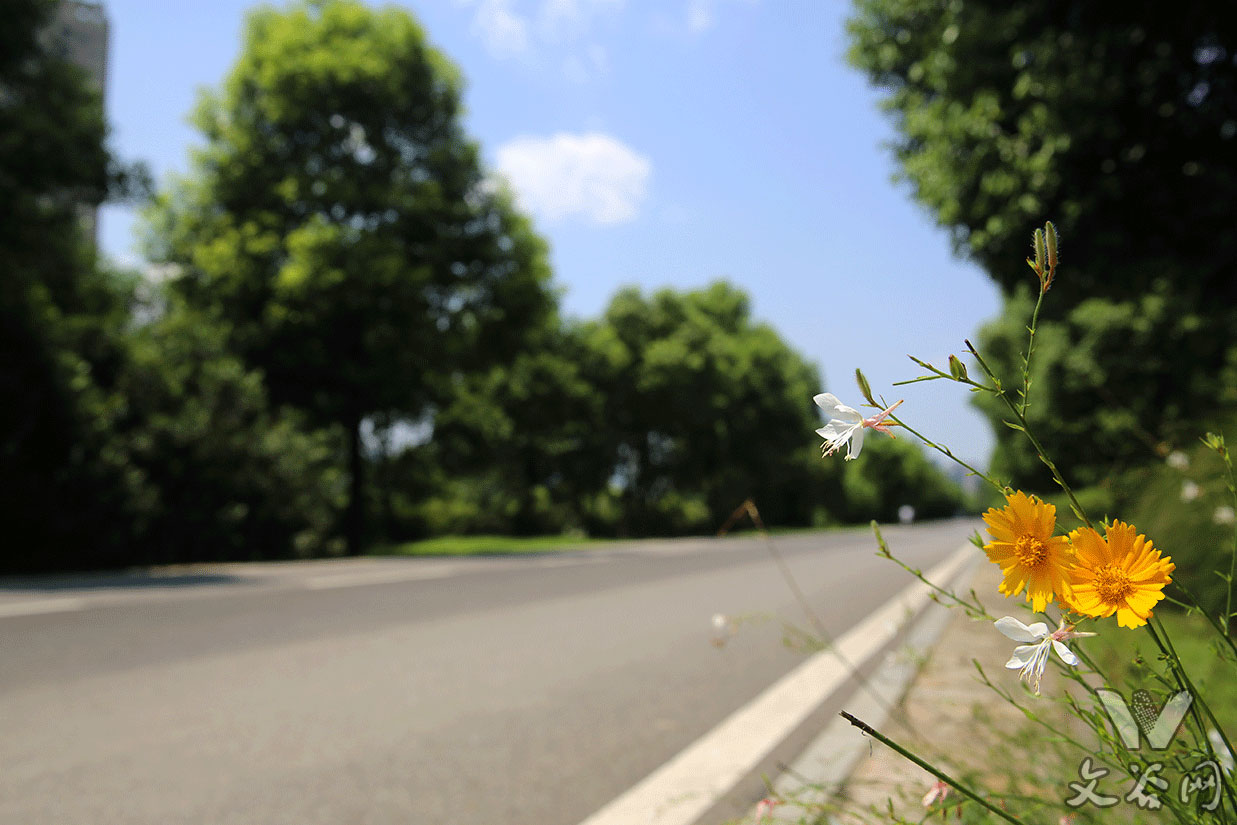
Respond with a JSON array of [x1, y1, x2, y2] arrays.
[[369, 521, 868, 558], [366, 519, 890, 559], [372, 533, 618, 557]]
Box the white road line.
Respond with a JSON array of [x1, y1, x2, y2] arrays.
[[0, 597, 88, 619], [575, 543, 977, 825], [302, 566, 456, 590]]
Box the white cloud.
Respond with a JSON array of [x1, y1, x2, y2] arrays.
[[471, 0, 530, 58], [540, 0, 624, 37], [457, 0, 620, 74], [683, 0, 759, 36], [495, 132, 651, 225], [686, 0, 713, 32]]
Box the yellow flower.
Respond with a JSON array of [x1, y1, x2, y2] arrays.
[[982, 491, 1074, 612], [1067, 522, 1174, 629]]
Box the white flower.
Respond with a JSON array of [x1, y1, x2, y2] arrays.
[[1181, 480, 1201, 502], [812, 393, 902, 461], [1167, 450, 1190, 470], [995, 616, 1094, 695], [1214, 506, 1236, 526]]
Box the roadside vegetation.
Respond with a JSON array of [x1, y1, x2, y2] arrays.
[[2, 0, 962, 573]]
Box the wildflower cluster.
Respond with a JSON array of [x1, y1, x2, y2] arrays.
[[799, 221, 1237, 825], [981, 492, 1175, 629]]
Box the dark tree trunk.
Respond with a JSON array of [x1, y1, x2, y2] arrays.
[[346, 417, 364, 556]]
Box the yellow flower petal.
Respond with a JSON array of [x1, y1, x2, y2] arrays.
[[1066, 521, 1172, 628], [982, 492, 1074, 611]]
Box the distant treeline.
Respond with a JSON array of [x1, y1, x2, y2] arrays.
[[0, 0, 961, 573]]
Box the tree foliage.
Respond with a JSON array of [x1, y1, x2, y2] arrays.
[[429, 322, 612, 535], [976, 288, 1237, 488], [1, 0, 968, 572], [144, 0, 557, 552], [116, 305, 346, 564], [848, 0, 1237, 485], [0, 0, 141, 569], [848, 0, 1237, 305], [376, 280, 962, 538], [1, 0, 344, 571], [584, 282, 831, 534], [841, 434, 964, 523]]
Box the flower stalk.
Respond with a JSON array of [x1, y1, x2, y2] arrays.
[[839, 712, 1021, 825]]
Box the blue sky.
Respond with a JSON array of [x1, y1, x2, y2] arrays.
[[97, 0, 1001, 467]]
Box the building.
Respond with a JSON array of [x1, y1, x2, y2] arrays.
[[41, 1, 110, 241]]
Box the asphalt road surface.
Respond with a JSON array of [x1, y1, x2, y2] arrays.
[[0, 520, 976, 825]]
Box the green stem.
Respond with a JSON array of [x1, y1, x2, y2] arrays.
[[1019, 287, 1046, 417], [887, 414, 1007, 495], [839, 711, 1021, 824], [965, 338, 1093, 528], [872, 522, 990, 620], [977, 664, 1196, 824], [1220, 443, 1236, 637], [1174, 580, 1237, 662], [1005, 404, 1092, 528]]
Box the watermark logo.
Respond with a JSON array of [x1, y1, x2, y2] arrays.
[[1095, 688, 1192, 749], [1064, 689, 1222, 813]]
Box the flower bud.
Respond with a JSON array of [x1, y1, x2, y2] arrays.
[[855, 368, 878, 407], [948, 354, 969, 381], [1203, 432, 1228, 457], [1044, 221, 1058, 268], [1032, 228, 1045, 273]]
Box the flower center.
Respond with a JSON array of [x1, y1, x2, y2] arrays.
[[1095, 565, 1134, 605], [1014, 535, 1048, 567]]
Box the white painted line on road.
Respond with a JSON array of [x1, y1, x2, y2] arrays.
[[574, 543, 977, 825], [0, 597, 88, 619], [303, 566, 456, 590], [762, 551, 977, 820]]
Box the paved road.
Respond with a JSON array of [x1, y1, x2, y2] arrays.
[[0, 520, 976, 825]]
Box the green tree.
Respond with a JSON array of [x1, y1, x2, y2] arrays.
[[583, 281, 835, 535], [840, 435, 962, 523], [847, 0, 1236, 305], [975, 288, 1237, 488], [116, 304, 346, 563], [144, 0, 556, 553], [0, 0, 145, 569], [429, 322, 612, 536], [847, 1, 1237, 485]]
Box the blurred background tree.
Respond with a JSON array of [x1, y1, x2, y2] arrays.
[[577, 281, 850, 536], [848, 0, 1237, 488], [0, 0, 966, 572], [115, 303, 346, 564], [425, 321, 612, 537], [143, 0, 557, 554], [0, 0, 146, 569]]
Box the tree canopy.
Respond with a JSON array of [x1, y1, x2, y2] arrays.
[[848, 0, 1237, 486], [1, 0, 138, 567], [144, 0, 557, 552], [1, 0, 967, 572], [848, 0, 1237, 307]]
